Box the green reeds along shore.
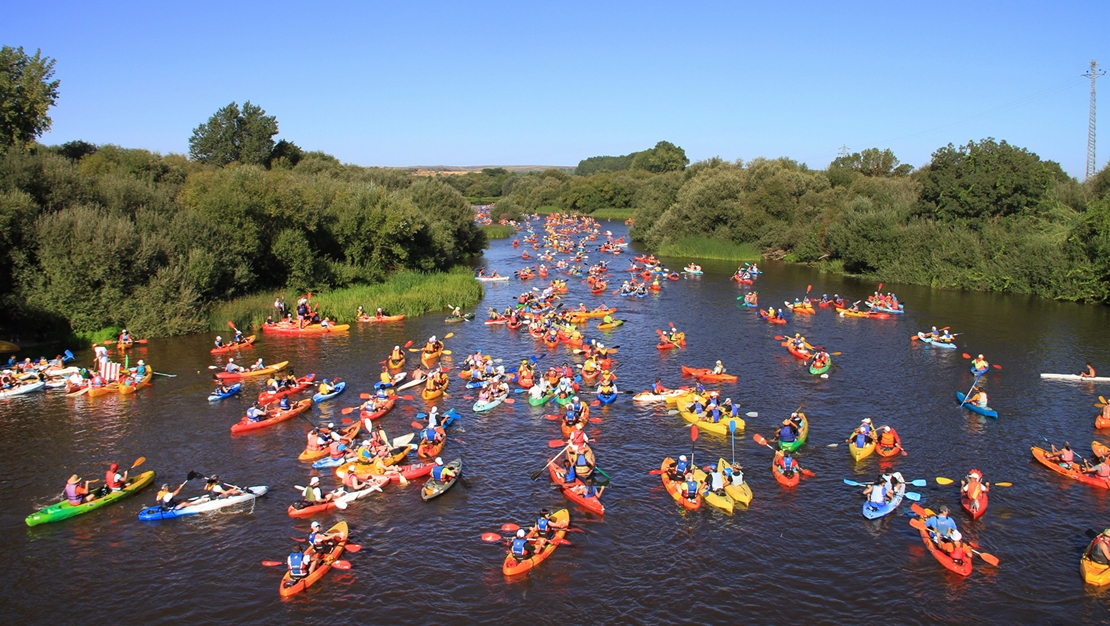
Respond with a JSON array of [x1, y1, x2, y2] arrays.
[[479, 224, 515, 239], [209, 267, 484, 331], [655, 236, 762, 262]]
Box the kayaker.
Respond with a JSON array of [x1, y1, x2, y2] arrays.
[[704, 465, 727, 496], [810, 351, 829, 370], [863, 478, 890, 505], [1080, 363, 1097, 379], [652, 379, 667, 394], [726, 463, 745, 488], [938, 329, 954, 343], [203, 476, 243, 498], [924, 505, 957, 539], [65, 474, 93, 504], [431, 457, 456, 483], [225, 358, 244, 374], [390, 345, 405, 363], [972, 354, 989, 371], [877, 426, 902, 452], [1044, 443, 1076, 468], [288, 544, 310, 579], [1089, 529, 1110, 565], [961, 470, 990, 513], [572, 444, 595, 478], [318, 379, 334, 396], [250, 358, 266, 371], [105, 463, 129, 492], [307, 520, 342, 569], [948, 530, 968, 564], [711, 360, 726, 375], [424, 335, 442, 355], [279, 396, 291, 411], [300, 477, 334, 506], [774, 450, 800, 477], [132, 360, 148, 379], [340, 463, 379, 491], [118, 329, 133, 346], [246, 402, 266, 422], [968, 385, 988, 408], [683, 472, 700, 502], [574, 475, 605, 499], [531, 509, 554, 538], [510, 529, 535, 560], [670, 455, 691, 479], [156, 481, 186, 509], [1084, 455, 1110, 482], [776, 419, 798, 446]]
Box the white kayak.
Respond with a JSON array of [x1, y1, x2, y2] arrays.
[[329, 472, 389, 504], [397, 376, 426, 392], [476, 276, 510, 282], [0, 380, 45, 399], [633, 388, 689, 403], [1040, 373, 1110, 383], [138, 486, 268, 520]]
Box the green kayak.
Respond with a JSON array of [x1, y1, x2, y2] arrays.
[[778, 414, 809, 452], [528, 390, 555, 406], [26, 470, 156, 527], [444, 313, 474, 323], [809, 358, 831, 376]]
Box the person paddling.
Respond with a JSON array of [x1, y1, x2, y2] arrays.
[[1045, 443, 1076, 468], [224, 358, 244, 374], [105, 463, 129, 492], [156, 481, 186, 510], [1090, 529, 1110, 566], [1080, 363, 1097, 379], [65, 474, 94, 505]]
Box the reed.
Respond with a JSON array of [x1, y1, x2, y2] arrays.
[[590, 208, 635, 220], [209, 267, 484, 331], [479, 224, 515, 239], [656, 236, 762, 261]]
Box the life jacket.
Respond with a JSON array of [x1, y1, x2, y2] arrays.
[[653, 383, 666, 393], [1097, 463, 1110, 478], [511, 537, 529, 557], [779, 426, 796, 442], [105, 471, 121, 490], [565, 465, 577, 483], [537, 517, 550, 532], [575, 453, 589, 467], [685, 479, 698, 498], [65, 482, 82, 504], [422, 427, 438, 443], [674, 459, 689, 475], [280, 397, 290, 410], [329, 441, 343, 459], [1061, 449, 1075, 462], [880, 431, 896, 446], [781, 457, 795, 472], [855, 433, 869, 448], [343, 470, 360, 489], [709, 407, 722, 423], [303, 487, 319, 503], [307, 431, 322, 450], [432, 465, 445, 481], [288, 552, 308, 577]]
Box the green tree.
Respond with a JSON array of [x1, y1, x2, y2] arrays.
[[631, 141, 689, 173], [188, 101, 278, 166], [828, 148, 912, 185], [0, 46, 60, 150]]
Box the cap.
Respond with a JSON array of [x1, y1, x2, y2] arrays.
[[679, 455, 687, 461], [110, 463, 119, 471], [311, 521, 322, 529], [436, 458, 444, 465], [310, 477, 320, 484], [394, 345, 400, 350], [516, 529, 526, 537]]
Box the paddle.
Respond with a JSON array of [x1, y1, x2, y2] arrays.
[[936, 476, 1012, 487], [961, 353, 1002, 370], [844, 478, 928, 488], [729, 418, 737, 465], [530, 445, 570, 480], [262, 561, 285, 567], [690, 424, 698, 469], [958, 372, 983, 409]]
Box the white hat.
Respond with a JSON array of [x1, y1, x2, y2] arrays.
[[435, 458, 444, 465], [395, 345, 400, 350], [310, 477, 320, 485], [950, 530, 962, 542], [431, 336, 437, 341], [138, 360, 144, 365], [862, 418, 871, 424], [228, 358, 234, 362], [311, 521, 321, 529], [216, 336, 222, 340], [516, 529, 526, 537], [328, 423, 335, 428], [679, 455, 687, 461]]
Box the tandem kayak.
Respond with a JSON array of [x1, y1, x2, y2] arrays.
[[778, 413, 809, 453], [26, 470, 156, 526], [0, 380, 45, 398], [472, 395, 506, 413], [680, 366, 738, 382], [280, 521, 348, 596], [1031, 445, 1110, 490], [502, 509, 570, 576], [862, 482, 905, 519], [848, 433, 875, 461], [231, 399, 313, 434], [759, 311, 787, 324], [263, 323, 350, 334], [210, 336, 256, 354], [916, 515, 972, 576], [1040, 373, 1110, 383], [661, 457, 701, 510], [257, 374, 316, 404], [289, 473, 388, 517], [358, 314, 406, 323], [917, 332, 957, 349], [956, 392, 998, 419], [421, 458, 462, 501], [312, 381, 346, 403], [215, 360, 290, 381], [208, 383, 242, 401], [549, 464, 605, 515], [139, 486, 267, 520]]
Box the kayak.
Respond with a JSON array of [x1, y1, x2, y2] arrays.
[[359, 396, 397, 425], [208, 383, 242, 401], [231, 398, 313, 434], [784, 343, 811, 360], [848, 433, 875, 461], [693, 466, 734, 514], [502, 508, 570, 576], [597, 320, 624, 330], [263, 323, 350, 334], [718, 458, 753, 505], [298, 422, 360, 460], [970, 365, 989, 376], [257, 374, 316, 404], [421, 348, 443, 367], [917, 332, 957, 349], [280, 520, 348, 596], [0, 380, 45, 399], [359, 314, 406, 322], [312, 381, 346, 403], [759, 311, 787, 324], [1081, 536, 1110, 586], [549, 464, 605, 515], [422, 386, 445, 401], [1040, 373, 1110, 383], [777, 414, 809, 453], [444, 313, 474, 323], [876, 441, 902, 458], [956, 392, 998, 419], [772, 457, 801, 487], [678, 408, 745, 436], [476, 276, 510, 282], [418, 429, 446, 459], [661, 457, 701, 510], [916, 515, 972, 576], [597, 391, 617, 405], [139, 486, 267, 520], [289, 474, 388, 517], [633, 388, 688, 403], [567, 307, 616, 320], [26, 470, 156, 527], [862, 481, 905, 519], [387, 354, 406, 369], [215, 360, 290, 381], [528, 389, 555, 406], [809, 357, 832, 376], [210, 336, 256, 354], [680, 366, 737, 382], [1031, 445, 1110, 489], [421, 458, 462, 501], [786, 302, 815, 315], [472, 395, 506, 412], [961, 479, 989, 520]]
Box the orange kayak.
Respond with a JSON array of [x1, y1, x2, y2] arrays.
[[502, 509, 569, 575], [680, 366, 737, 382], [661, 457, 701, 510], [280, 521, 348, 596]]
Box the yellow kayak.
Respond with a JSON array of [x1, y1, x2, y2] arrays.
[[848, 432, 876, 461], [215, 360, 289, 380], [694, 467, 734, 514], [678, 408, 745, 435], [719, 458, 753, 505], [1082, 537, 1110, 586]]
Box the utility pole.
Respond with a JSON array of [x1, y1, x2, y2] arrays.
[[1084, 59, 1105, 180]]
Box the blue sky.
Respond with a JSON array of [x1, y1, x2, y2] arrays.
[[5, 2, 1109, 176]]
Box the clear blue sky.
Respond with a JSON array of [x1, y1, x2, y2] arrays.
[[5, 2, 1109, 176]]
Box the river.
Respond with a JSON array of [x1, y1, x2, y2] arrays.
[[3, 218, 1110, 624]]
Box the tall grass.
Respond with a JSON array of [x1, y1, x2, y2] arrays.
[[71, 326, 122, 346], [479, 224, 515, 239], [590, 208, 635, 220], [209, 267, 485, 331], [656, 236, 762, 261], [534, 205, 561, 215]]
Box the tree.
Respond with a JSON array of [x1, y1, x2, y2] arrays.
[[829, 148, 912, 179], [188, 101, 278, 166], [0, 46, 60, 150], [631, 141, 688, 173]]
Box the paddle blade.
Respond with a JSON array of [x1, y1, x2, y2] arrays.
[[729, 420, 737, 434], [962, 353, 972, 359], [501, 523, 520, 532], [909, 479, 927, 487], [404, 340, 414, 348], [551, 538, 572, 546], [545, 414, 561, 420], [262, 560, 284, 567], [331, 560, 352, 570], [590, 400, 601, 406], [691, 425, 699, 442], [904, 492, 921, 501], [341, 407, 357, 415], [549, 439, 567, 448], [753, 433, 768, 446], [444, 333, 454, 339], [411, 421, 423, 429], [975, 551, 1000, 567], [910, 503, 928, 517], [503, 398, 515, 404], [360, 393, 371, 399], [993, 364, 1002, 370], [909, 518, 928, 532], [401, 395, 414, 401], [935, 477, 954, 485], [649, 469, 663, 475], [131, 456, 146, 469], [842, 479, 864, 487], [344, 544, 361, 552], [994, 482, 1012, 487], [800, 468, 816, 478]]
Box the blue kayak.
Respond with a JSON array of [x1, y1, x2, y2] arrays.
[[138, 486, 267, 520], [208, 383, 242, 402], [917, 332, 957, 349], [970, 365, 988, 376], [465, 380, 486, 389], [312, 381, 346, 403], [312, 455, 347, 469], [862, 484, 905, 519], [597, 391, 617, 405], [956, 391, 998, 418]]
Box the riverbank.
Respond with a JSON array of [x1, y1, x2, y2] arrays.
[[207, 267, 484, 331], [479, 224, 514, 239], [653, 236, 761, 262]]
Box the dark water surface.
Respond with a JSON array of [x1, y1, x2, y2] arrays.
[[4, 220, 1110, 625]]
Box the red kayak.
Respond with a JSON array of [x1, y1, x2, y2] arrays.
[[961, 480, 989, 520], [359, 396, 397, 426], [759, 311, 787, 325], [257, 374, 315, 405], [549, 463, 605, 515], [230, 399, 312, 433], [387, 462, 433, 483], [210, 336, 256, 354]]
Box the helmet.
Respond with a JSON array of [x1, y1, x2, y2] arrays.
[[679, 455, 687, 461], [435, 458, 444, 465], [109, 463, 119, 471], [516, 529, 526, 538]]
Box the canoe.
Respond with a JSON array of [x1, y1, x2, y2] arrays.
[[528, 390, 555, 406], [848, 433, 875, 461], [421, 459, 462, 501], [289, 474, 388, 517], [472, 395, 505, 413], [917, 332, 957, 349], [421, 348, 444, 368], [257, 374, 316, 405], [961, 480, 989, 520], [87, 383, 120, 398], [263, 323, 350, 334], [956, 391, 998, 419], [1081, 537, 1110, 586], [298, 423, 361, 461], [661, 457, 701, 510], [139, 486, 267, 520], [280, 520, 348, 596], [1031, 445, 1110, 489], [1041, 373, 1110, 383], [916, 516, 972, 576], [502, 509, 570, 576], [693, 466, 734, 514], [231, 399, 313, 434], [359, 314, 406, 323], [596, 320, 624, 330], [26, 470, 156, 527], [208, 383, 242, 402], [680, 366, 738, 382], [718, 458, 753, 505], [772, 456, 801, 487], [444, 313, 474, 323], [809, 358, 832, 375], [862, 481, 905, 519], [0, 380, 45, 399], [678, 408, 745, 436], [312, 381, 346, 403], [776, 414, 809, 453], [549, 464, 605, 515], [210, 336, 256, 354], [215, 360, 290, 381]]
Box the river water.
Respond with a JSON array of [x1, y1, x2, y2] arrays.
[[3, 218, 1110, 625]]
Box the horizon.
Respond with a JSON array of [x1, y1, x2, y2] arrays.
[[4, 2, 1109, 178]]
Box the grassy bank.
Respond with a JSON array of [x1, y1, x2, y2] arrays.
[[465, 196, 499, 205], [590, 208, 635, 220], [71, 326, 123, 347], [656, 237, 762, 261], [209, 267, 484, 331], [479, 224, 515, 240]]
